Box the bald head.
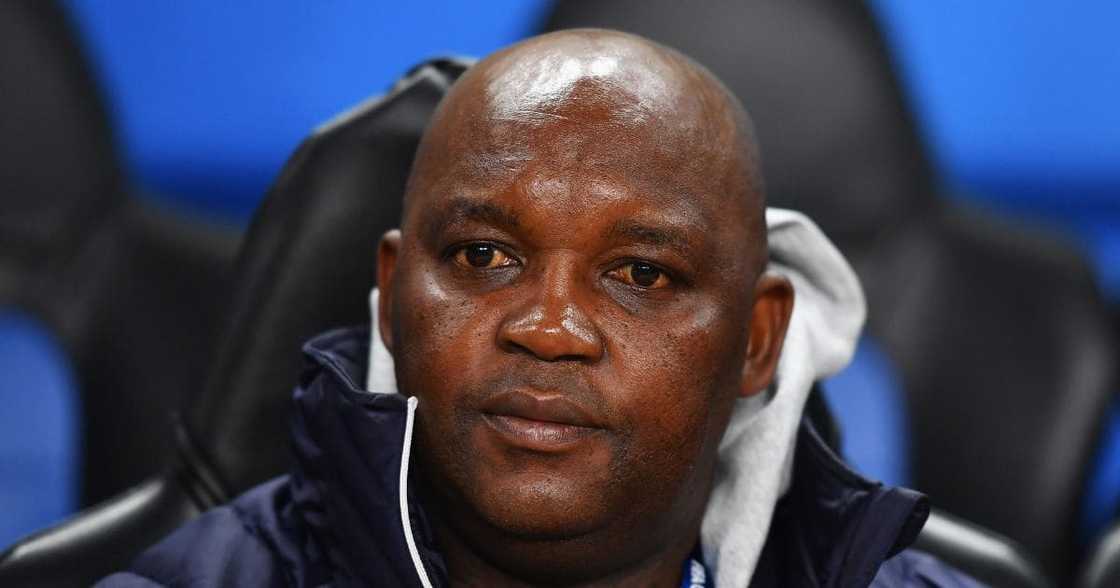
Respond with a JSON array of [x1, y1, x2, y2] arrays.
[[403, 29, 768, 273]]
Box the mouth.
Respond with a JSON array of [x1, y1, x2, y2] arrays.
[[479, 390, 605, 451]]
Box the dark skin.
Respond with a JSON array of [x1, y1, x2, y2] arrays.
[[377, 30, 794, 587]]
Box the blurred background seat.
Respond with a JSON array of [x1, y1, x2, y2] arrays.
[[542, 0, 1119, 580], [0, 0, 240, 545], [0, 58, 1054, 588]]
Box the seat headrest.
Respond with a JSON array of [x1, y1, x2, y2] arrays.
[[0, 0, 124, 289], [543, 0, 939, 249], [187, 58, 469, 494]]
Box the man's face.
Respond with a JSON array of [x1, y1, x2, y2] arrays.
[[377, 39, 789, 578]]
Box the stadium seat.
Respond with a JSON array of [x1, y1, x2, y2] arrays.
[[1, 57, 1053, 588], [541, 0, 1118, 579], [0, 0, 240, 508]]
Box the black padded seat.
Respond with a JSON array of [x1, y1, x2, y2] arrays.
[[0, 473, 205, 588], [28, 200, 241, 504], [2, 58, 1052, 588], [915, 509, 1051, 588], [0, 57, 468, 588], [542, 0, 1118, 579], [183, 59, 466, 495], [0, 0, 241, 506]]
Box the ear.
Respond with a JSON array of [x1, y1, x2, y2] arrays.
[[376, 229, 402, 354], [740, 274, 795, 397]]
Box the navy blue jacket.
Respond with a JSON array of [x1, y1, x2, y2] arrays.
[[98, 327, 981, 587]]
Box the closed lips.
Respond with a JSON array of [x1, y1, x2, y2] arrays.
[[479, 389, 604, 429]]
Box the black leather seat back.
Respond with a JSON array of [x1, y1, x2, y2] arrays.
[[0, 57, 466, 588], [868, 209, 1115, 577], [0, 0, 241, 506], [37, 202, 240, 504], [0, 0, 123, 299], [186, 60, 470, 495]]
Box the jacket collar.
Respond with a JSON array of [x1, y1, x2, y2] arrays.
[[287, 326, 446, 587], [289, 326, 927, 587], [750, 420, 928, 587]]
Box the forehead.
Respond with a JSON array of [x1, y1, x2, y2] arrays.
[[412, 125, 739, 251], [421, 93, 744, 216]]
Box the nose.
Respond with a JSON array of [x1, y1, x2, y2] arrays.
[[497, 263, 605, 363]]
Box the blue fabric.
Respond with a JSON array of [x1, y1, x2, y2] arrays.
[[822, 338, 910, 487], [96, 327, 973, 587], [0, 311, 77, 549]]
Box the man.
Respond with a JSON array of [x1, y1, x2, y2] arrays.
[[100, 30, 977, 586]]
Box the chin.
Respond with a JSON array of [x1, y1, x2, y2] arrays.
[[471, 472, 615, 541], [460, 472, 663, 587]]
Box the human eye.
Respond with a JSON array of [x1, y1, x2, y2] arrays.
[[450, 242, 519, 270], [606, 260, 672, 289]]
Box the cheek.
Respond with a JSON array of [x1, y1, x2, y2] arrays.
[[606, 299, 748, 454], [392, 264, 498, 402]]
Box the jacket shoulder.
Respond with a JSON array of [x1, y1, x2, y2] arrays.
[[871, 549, 986, 587], [95, 479, 296, 588]]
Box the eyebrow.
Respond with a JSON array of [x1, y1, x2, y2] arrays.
[[603, 219, 696, 258], [421, 196, 522, 243]]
